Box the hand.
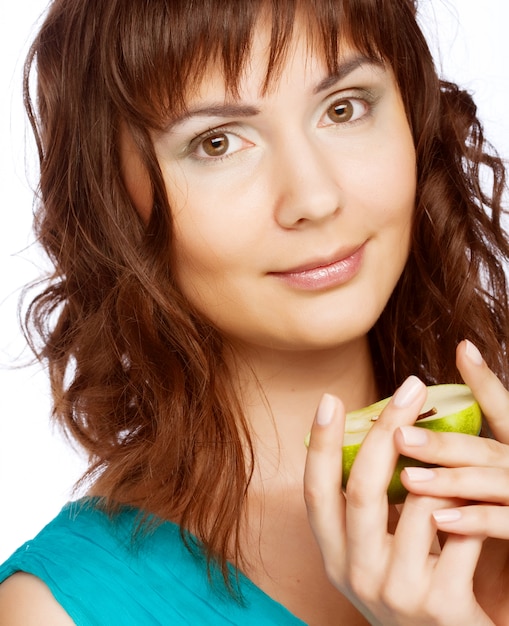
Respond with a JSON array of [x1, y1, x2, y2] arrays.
[[304, 373, 494, 625], [396, 339, 509, 624]]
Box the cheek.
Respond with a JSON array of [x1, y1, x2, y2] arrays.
[[170, 200, 246, 297], [367, 135, 417, 228], [168, 170, 269, 279]]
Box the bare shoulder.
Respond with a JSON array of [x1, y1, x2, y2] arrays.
[[0, 572, 75, 625]]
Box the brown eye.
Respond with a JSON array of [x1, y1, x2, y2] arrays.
[[327, 99, 355, 123], [192, 130, 252, 161], [201, 133, 229, 157]]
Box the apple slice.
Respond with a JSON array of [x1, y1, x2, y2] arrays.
[[306, 384, 482, 504]]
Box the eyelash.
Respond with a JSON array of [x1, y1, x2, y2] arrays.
[[319, 94, 373, 128], [187, 92, 376, 163], [187, 126, 249, 164]]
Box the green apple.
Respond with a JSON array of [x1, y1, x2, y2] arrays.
[[306, 384, 482, 504]]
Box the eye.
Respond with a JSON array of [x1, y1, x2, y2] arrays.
[[321, 97, 369, 127], [191, 129, 251, 161], [199, 133, 230, 157]]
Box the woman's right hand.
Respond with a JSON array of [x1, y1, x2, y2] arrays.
[[303, 378, 494, 625]]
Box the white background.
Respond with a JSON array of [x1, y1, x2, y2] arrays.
[[1, 1, 508, 561]]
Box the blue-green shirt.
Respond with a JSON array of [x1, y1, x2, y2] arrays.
[[0, 499, 306, 625]]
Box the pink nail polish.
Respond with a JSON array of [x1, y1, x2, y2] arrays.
[[393, 376, 424, 408], [465, 340, 484, 366], [316, 393, 336, 426], [432, 509, 462, 524], [399, 425, 428, 446], [404, 466, 435, 481]]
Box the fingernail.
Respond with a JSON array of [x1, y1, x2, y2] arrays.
[[393, 376, 424, 408], [465, 339, 484, 366], [399, 425, 428, 446], [432, 508, 462, 524], [316, 393, 337, 426], [403, 466, 435, 481]]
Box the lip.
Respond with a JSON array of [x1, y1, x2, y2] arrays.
[[269, 244, 365, 291]]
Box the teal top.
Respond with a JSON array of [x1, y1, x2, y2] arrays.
[[0, 499, 306, 625]]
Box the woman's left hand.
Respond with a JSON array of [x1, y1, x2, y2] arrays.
[[396, 339, 509, 624]]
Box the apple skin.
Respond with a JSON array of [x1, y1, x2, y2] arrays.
[[307, 384, 482, 504]]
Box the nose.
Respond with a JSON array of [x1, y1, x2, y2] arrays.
[[273, 135, 342, 229]]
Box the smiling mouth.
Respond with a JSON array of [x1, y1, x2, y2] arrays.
[[269, 244, 365, 291]]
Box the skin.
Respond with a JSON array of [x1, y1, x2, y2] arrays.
[[2, 19, 509, 626], [150, 26, 416, 624], [0, 573, 74, 625], [304, 339, 509, 625], [152, 33, 416, 359], [1, 21, 416, 624]]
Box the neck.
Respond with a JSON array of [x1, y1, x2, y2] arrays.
[[228, 336, 378, 489]]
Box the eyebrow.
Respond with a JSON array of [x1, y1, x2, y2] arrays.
[[167, 55, 384, 128], [313, 55, 385, 94], [169, 104, 261, 128]]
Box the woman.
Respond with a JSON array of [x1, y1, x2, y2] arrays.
[[1, 0, 509, 623]]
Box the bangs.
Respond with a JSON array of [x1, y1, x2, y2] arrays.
[[101, 0, 420, 130]]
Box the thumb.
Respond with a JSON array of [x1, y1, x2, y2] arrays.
[[304, 394, 347, 578], [456, 339, 509, 443]]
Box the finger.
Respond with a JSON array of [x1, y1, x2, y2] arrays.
[[432, 504, 509, 540], [434, 534, 484, 588], [385, 494, 454, 594], [381, 522, 490, 626], [394, 424, 509, 470], [347, 376, 427, 506], [456, 339, 509, 443], [401, 465, 509, 505], [345, 376, 427, 572], [429, 534, 488, 621], [304, 393, 347, 581]]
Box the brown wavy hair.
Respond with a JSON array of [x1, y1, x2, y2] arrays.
[[23, 0, 509, 584]]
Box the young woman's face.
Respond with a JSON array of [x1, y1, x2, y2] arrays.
[[152, 26, 416, 353]]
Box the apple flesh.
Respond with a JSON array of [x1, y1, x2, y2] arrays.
[[307, 384, 482, 504]]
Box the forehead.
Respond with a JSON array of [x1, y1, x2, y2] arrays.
[[172, 19, 383, 117], [123, 1, 397, 131]]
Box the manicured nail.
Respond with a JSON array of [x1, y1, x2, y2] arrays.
[[432, 508, 462, 524], [403, 466, 435, 481], [399, 425, 428, 446], [465, 340, 484, 366], [316, 393, 337, 426], [393, 376, 424, 408]]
